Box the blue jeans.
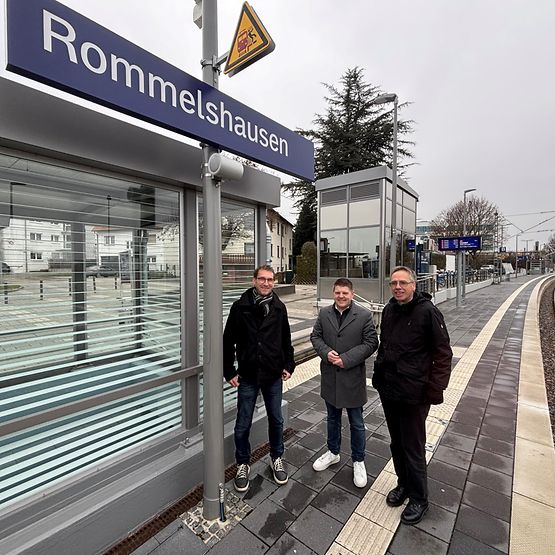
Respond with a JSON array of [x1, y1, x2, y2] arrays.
[[325, 401, 365, 462], [234, 378, 284, 465]]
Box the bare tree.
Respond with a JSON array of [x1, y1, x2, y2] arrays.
[[430, 196, 501, 267], [545, 233, 555, 254]]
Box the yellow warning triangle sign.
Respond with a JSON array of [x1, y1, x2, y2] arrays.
[[224, 2, 275, 77]]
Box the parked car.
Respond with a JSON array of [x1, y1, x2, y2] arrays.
[[1, 262, 11, 273], [480, 265, 495, 272], [86, 264, 119, 277]]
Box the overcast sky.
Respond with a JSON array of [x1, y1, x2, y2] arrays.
[[58, 0, 555, 250]]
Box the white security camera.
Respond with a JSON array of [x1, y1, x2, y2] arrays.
[[208, 153, 244, 181]]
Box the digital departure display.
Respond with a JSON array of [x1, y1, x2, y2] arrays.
[[437, 236, 482, 251]]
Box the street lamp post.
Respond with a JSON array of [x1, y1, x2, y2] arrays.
[[461, 188, 476, 301], [372, 93, 398, 277]]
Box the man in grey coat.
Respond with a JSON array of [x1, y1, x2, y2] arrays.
[[310, 278, 379, 487]]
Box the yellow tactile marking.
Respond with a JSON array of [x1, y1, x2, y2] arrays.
[[511, 275, 555, 555], [326, 543, 357, 555], [510, 494, 555, 555], [451, 346, 467, 358], [516, 404, 553, 447], [370, 471, 398, 496], [283, 357, 320, 391], [355, 490, 404, 532], [332, 513, 393, 555], [326, 278, 542, 554]]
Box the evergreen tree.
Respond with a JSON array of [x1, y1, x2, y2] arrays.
[[292, 200, 317, 258], [295, 241, 318, 284], [284, 67, 414, 217]]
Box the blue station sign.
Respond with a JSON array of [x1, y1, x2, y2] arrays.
[[5, 0, 314, 181]]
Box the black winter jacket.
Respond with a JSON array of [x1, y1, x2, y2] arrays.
[[373, 292, 452, 404], [223, 288, 295, 383]]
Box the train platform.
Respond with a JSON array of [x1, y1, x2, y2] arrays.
[[130, 275, 555, 555]]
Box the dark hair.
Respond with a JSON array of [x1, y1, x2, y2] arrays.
[[253, 265, 275, 278], [333, 278, 353, 290], [390, 266, 417, 282]]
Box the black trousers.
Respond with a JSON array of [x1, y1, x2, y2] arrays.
[[381, 398, 430, 504]]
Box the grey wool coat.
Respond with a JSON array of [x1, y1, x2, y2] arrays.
[[310, 303, 379, 408]]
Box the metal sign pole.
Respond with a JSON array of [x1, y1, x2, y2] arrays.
[[201, 0, 225, 521], [456, 251, 462, 307]]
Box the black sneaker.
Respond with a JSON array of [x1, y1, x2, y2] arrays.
[[234, 464, 250, 492], [270, 457, 288, 485]]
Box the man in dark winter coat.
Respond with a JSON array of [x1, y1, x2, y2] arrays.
[[310, 278, 379, 488], [223, 265, 295, 493], [373, 266, 452, 525]]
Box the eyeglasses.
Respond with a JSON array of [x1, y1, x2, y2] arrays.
[[256, 277, 274, 283], [389, 280, 414, 287]]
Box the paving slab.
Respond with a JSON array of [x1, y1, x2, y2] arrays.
[[310, 482, 360, 524], [455, 504, 509, 553], [287, 505, 343, 554], [240, 498, 295, 546], [206, 524, 268, 555], [267, 478, 317, 516], [389, 524, 448, 555]]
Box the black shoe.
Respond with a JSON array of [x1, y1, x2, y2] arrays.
[[270, 457, 288, 485], [401, 500, 429, 525], [386, 486, 408, 507], [234, 464, 250, 492]]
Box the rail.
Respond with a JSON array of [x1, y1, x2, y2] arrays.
[[353, 292, 384, 330], [417, 269, 494, 296]]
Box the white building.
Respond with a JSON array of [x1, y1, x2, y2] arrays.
[[266, 207, 294, 272], [0, 219, 96, 272]]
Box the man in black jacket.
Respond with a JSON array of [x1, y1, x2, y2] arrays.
[[373, 266, 452, 525], [224, 265, 295, 493]]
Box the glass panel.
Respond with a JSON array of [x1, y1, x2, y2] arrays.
[[385, 200, 392, 227], [320, 204, 347, 230], [383, 229, 391, 300], [348, 227, 380, 279], [403, 193, 417, 211], [386, 180, 392, 199], [0, 156, 182, 507], [403, 207, 416, 234], [0, 384, 180, 508], [319, 230, 347, 277], [401, 233, 416, 268], [393, 230, 402, 268], [395, 203, 402, 231], [349, 198, 380, 227], [197, 198, 256, 417]]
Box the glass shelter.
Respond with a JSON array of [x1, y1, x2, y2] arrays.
[[316, 166, 418, 304], [0, 65, 281, 554]]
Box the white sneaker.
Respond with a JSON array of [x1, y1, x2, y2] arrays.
[[353, 461, 367, 488], [312, 450, 340, 471]]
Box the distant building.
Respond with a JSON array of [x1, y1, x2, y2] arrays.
[[266, 208, 294, 272], [416, 219, 436, 251]]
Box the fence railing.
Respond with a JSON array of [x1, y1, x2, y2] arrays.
[[417, 269, 494, 295], [353, 292, 384, 330]]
